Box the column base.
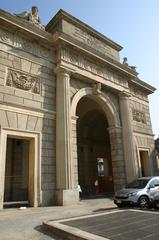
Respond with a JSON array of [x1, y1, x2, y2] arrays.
[[0, 200, 3, 209], [55, 189, 79, 206]]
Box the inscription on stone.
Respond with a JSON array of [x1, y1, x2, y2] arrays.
[[63, 20, 119, 61], [73, 27, 111, 56], [6, 69, 41, 94], [132, 109, 146, 124]]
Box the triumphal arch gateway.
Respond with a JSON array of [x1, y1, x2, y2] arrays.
[[0, 7, 157, 208]]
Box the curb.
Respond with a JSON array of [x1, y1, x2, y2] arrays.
[[43, 209, 118, 240]]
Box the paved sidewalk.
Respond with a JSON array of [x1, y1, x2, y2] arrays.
[[0, 197, 116, 240]]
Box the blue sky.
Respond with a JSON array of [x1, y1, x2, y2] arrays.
[[1, 0, 159, 138]]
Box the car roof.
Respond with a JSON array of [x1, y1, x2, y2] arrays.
[[138, 176, 159, 180]]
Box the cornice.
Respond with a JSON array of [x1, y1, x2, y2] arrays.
[[131, 77, 156, 94], [0, 101, 56, 119], [133, 130, 154, 138]]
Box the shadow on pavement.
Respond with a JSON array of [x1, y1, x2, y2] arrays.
[[34, 225, 64, 240], [93, 207, 117, 212]]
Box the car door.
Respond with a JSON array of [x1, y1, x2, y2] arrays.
[[147, 178, 159, 201]]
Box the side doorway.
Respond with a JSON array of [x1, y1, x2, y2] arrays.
[[138, 149, 151, 177], [0, 131, 39, 208]]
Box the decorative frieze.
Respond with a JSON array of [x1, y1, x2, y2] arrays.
[[61, 48, 128, 88], [6, 68, 41, 94], [0, 29, 51, 59], [129, 84, 147, 101], [132, 109, 146, 124]]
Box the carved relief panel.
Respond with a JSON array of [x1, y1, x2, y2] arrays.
[[132, 109, 146, 124], [6, 68, 41, 94]]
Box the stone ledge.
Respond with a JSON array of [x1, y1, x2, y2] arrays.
[[43, 211, 118, 240], [44, 221, 107, 240]]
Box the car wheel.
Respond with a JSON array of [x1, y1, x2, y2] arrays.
[[116, 203, 125, 208], [156, 203, 159, 209], [138, 196, 149, 209]]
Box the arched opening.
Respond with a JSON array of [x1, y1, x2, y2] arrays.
[[76, 96, 114, 197]]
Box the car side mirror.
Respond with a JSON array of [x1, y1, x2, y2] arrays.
[[148, 184, 155, 189]]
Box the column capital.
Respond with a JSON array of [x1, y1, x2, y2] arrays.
[[54, 66, 75, 77], [71, 115, 79, 124], [118, 91, 131, 99], [107, 126, 122, 134], [71, 115, 79, 120]]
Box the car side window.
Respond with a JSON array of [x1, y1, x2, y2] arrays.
[[149, 179, 159, 188]]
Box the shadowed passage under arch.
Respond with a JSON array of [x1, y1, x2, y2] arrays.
[[76, 96, 114, 196]]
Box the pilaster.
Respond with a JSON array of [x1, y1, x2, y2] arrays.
[[108, 126, 126, 190], [0, 129, 7, 209], [119, 92, 137, 183], [71, 115, 79, 189], [55, 68, 79, 205]]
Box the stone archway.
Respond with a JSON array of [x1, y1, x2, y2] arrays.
[[76, 98, 114, 196], [71, 87, 126, 195], [71, 87, 120, 127]]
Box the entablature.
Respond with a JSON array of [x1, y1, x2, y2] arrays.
[[54, 33, 155, 96], [55, 60, 129, 94], [54, 32, 140, 79]]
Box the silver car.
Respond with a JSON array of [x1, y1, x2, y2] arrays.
[[114, 176, 159, 208]]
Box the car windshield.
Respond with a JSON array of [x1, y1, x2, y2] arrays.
[[126, 179, 150, 189]]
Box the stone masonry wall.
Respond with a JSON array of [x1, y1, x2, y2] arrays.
[[0, 27, 56, 206], [130, 99, 153, 135], [129, 83, 153, 135], [129, 83, 155, 176]]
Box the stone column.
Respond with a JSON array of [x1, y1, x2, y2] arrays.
[[0, 130, 7, 209], [55, 68, 78, 205], [71, 115, 79, 189], [108, 126, 126, 191], [119, 92, 137, 183]]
